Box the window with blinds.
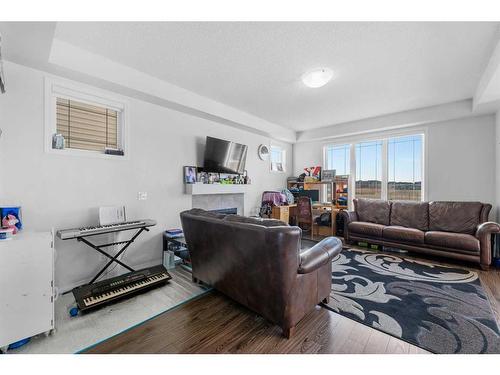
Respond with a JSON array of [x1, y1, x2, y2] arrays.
[[56, 98, 118, 152]]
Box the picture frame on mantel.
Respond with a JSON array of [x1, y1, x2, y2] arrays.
[[183, 166, 197, 184]]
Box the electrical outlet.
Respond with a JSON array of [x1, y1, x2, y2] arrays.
[[137, 192, 148, 200]]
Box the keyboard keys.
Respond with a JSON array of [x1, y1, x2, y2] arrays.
[[82, 273, 169, 306], [58, 220, 156, 240]]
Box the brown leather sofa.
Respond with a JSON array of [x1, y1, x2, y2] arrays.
[[180, 208, 343, 338], [341, 199, 500, 269]]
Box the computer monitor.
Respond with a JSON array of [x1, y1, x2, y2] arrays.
[[297, 189, 320, 202]]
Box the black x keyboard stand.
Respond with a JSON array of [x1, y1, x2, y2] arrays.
[[77, 226, 148, 284], [57, 220, 173, 312]]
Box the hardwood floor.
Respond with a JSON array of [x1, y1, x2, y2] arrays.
[[85, 290, 428, 354], [84, 247, 500, 355]]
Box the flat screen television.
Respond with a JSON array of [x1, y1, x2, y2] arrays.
[[203, 136, 248, 174]]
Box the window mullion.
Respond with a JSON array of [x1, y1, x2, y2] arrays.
[[349, 143, 356, 210], [381, 139, 388, 200]]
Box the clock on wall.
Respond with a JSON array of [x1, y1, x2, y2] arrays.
[[257, 144, 270, 161]]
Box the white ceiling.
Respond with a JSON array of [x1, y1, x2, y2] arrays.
[[1, 22, 499, 133]]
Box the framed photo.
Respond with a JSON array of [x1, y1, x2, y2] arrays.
[[197, 171, 208, 184], [183, 166, 197, 184], [322, 169, 336, 181]]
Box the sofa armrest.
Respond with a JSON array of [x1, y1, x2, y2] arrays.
[[298, 237, 342, 274], [340, 210, 358, 223], [340, 210, 358, 243], [476, 222, 500, 268], [476, 221, 500, 238]]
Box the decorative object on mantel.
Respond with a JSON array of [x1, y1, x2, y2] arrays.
[[183, 166, 250, 186], [243, 169, 250, 185], [0, 33, 5, 94], [257, 144, 270, 161], [196, 171, 208, 184], [183, 166, 197, 184]]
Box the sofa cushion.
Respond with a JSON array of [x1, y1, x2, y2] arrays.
[[383, 226, 425, 244], [425, 231, 480, 253], [354, 198, 391, 225], [348, 222, 385, 238], [223, 214, 288, 227], [429, 201, 483, 234], [390, 201, 429, 231]]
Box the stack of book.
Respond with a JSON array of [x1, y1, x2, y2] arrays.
[[165, 228, 183, 238]]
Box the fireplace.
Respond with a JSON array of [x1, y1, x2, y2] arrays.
[[191, 193, 244, 215], [210, 208, 237, 215]]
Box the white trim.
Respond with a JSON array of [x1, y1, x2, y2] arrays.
[[349, 143, 356, 210], [381, 140, 388, 200], [185, 184, 248, 195], [48, 39, 296, 143], [45, 148, 130, 161], [50, 83, 125, 111], [44, 76, 130, 160], [422, 132, 428, 201], [320, 126, 428, 147], [296, 99, 474, 143]]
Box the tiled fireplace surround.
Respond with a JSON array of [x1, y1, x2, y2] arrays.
[[191, 193, 244, 215]]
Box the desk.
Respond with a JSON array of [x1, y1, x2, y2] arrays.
[[271, 204, 296, 224], [312, 204, 340, 237], [271, 203, 341, 237]]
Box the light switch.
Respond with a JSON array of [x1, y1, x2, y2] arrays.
[[137, 192, 148, 200]]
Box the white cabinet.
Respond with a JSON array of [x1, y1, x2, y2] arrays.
[[0, 231, 55, 352]]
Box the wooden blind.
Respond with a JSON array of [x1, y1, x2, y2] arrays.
[[56, 98, 118, 152]]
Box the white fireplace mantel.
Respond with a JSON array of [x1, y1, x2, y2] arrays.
[[185, 183, 249, 195]]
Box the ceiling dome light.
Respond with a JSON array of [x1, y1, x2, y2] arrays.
[[301, 68, 334, 88]]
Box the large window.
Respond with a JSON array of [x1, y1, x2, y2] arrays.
[[325, 144, 350, 175], [388, 135, 422, 201], [325, 133, 424, 202], [355, 141, 382, 199]]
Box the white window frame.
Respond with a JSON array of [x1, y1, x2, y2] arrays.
[[44, 76, 130, 160], [322, 128, 427, 208], [270, 144, 286, 173]]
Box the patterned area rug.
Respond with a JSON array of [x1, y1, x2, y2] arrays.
[[319, 245, 500, 353]]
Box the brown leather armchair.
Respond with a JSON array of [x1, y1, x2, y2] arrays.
[[180, 208, 343, 338]]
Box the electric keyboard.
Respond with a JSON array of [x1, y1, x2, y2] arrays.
[[56, 219, 157, 239], [72, 265, 172, 312]]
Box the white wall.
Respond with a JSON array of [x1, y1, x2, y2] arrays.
[[294, 115, 496, 207], [0, 62, 292, 291], [426, 116, 495, 204]]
